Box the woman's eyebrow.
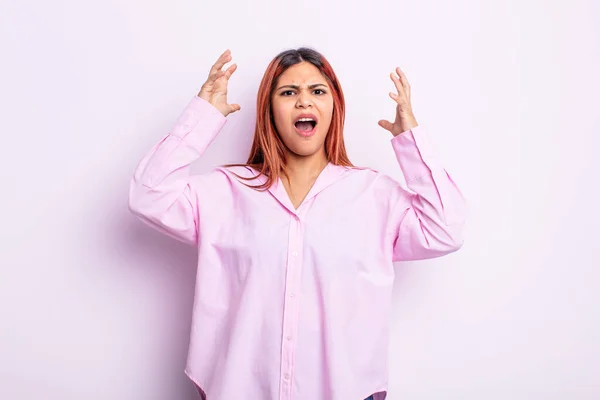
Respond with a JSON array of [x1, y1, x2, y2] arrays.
[[276, 83, 328, 90]]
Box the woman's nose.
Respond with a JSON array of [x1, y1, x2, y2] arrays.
[[296, 92, 313, 107]]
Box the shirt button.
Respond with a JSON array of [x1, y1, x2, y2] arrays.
[[286, 336, 292, 341], [284, 373, 290, 380], [290, 293, 295, 298], [292, 251, 298, 257]]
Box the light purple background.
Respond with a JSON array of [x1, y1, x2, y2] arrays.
[[1, 0, 599, 398]]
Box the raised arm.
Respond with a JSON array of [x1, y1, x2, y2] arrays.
[[386, 126, 467, 261], [378, 67, 467, 261], [128, 49, 240, 246]]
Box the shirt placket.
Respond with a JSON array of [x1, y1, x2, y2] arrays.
[[279, 211, 305, 400]]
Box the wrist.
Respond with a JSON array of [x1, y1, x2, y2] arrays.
[[395, 117, 418, 136]]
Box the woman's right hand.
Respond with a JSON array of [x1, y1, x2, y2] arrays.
[[197, 49, 241, 117]]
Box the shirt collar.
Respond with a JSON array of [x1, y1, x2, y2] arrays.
[[244, 162, 351, 214]]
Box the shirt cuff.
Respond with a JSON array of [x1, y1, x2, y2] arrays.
[[169, 96, 228, 153], [390, 125, 440, 182]]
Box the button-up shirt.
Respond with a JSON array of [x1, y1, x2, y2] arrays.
[[128, 96, 467, 400]]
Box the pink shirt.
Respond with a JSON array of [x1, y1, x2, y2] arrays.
[[128, 96, 467, 400]]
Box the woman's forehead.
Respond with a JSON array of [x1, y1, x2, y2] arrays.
[[278, 62, 329, 86]]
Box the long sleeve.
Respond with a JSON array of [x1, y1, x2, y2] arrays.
[[387, 125, 467, 261], [128, 96, 227, 246]]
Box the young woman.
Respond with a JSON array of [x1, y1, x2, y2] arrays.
[[128, 47, 467, 400]]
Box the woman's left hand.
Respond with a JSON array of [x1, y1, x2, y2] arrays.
[[378, 67, 419, 137]]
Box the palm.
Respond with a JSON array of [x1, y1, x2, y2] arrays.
[[207, 78, 229, 108], [390, 105, 405, 134]]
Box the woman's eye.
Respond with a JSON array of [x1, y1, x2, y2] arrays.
[[281, 89, 326, 96]]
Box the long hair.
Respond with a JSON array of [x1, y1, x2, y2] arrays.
[[225, 47, 353, 190]]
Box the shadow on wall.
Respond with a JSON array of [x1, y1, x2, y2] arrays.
[[117, 205, 201, 400]]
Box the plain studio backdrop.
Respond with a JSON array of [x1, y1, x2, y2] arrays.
[[1, 0, 599, 398]]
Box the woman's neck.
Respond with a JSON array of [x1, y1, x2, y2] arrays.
[[283, 149, 329, 182]]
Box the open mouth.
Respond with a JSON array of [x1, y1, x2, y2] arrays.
[[294, 120, 317, 132]]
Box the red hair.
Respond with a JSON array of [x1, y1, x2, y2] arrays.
[[225, 47, 353, 190]]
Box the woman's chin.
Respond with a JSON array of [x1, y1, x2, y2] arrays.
[[280, 129, 327, 158], [286, 143, 326, 158]]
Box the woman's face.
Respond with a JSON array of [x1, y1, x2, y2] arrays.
[[271, 62, 334, 159]]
